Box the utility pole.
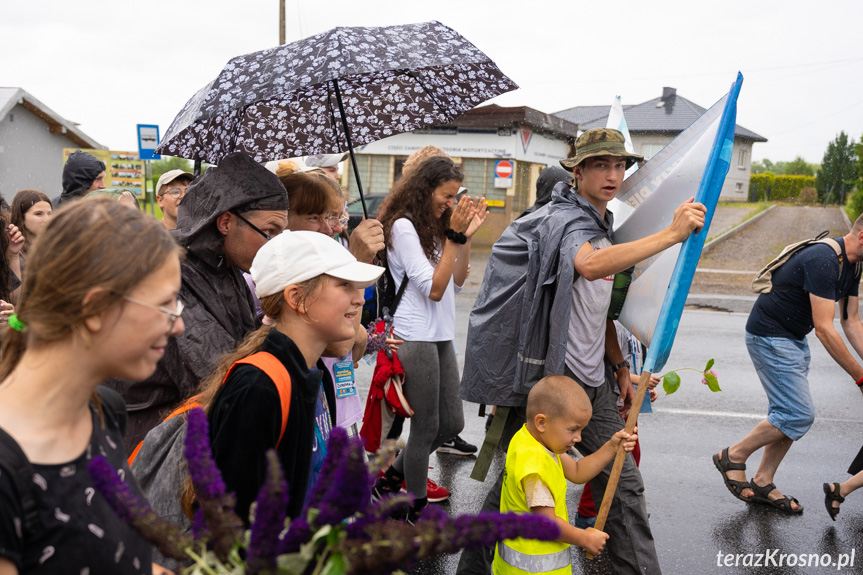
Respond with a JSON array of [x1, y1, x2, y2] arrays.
[[279, 0, 285, 44]]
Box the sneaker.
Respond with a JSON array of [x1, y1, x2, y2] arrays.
[[401, 478, 451, 503], [437, 435, 478, 456], [574, 512, 596, 529]]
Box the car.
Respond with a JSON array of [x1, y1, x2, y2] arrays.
[[347, 193, 388, 233]]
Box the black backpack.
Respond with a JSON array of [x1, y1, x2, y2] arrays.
[[362, 250, 408, 327], [361, 215, 413, 327]]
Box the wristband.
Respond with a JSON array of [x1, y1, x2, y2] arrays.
[[613, 360, 630, 372], [856, 376, 863, 387], [444, 229, 467, 244]]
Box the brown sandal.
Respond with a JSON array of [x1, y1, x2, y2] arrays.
[[823, 482, 844, 521], [712, 447, 752, 502], [750, 479, 803, 515]]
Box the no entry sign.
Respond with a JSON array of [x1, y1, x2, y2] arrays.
[[494, 159, 513, 188]]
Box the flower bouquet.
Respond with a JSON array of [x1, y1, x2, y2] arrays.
[[89, 408, 559, 574]]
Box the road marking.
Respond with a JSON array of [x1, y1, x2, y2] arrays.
[[655, 407, 863, 425]]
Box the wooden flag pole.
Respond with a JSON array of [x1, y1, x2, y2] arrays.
[[586, 369, 652, 560]]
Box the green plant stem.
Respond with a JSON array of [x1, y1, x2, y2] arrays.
[[186, 546, 219, 575], [311, 544, 331, 575]]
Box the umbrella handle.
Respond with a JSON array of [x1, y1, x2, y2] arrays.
[[332, 79, 368, 219]]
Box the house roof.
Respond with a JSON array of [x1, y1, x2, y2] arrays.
[[449, 104, 580, 140], [554, 89, 767, 142], [0, 87, 104, 149]]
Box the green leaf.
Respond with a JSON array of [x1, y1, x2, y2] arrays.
[[321, 553, 347, 575], [705, 358, 715, 372], [277, 551, 311, 574], [704, 372, 721, 392], [662, 372, 681, 395]]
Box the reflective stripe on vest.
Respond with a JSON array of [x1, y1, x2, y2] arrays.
[[498, 542, 570, 573]]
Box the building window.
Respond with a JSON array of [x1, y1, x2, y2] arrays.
[[736, 182, 744, 192], [640, 144, 664, 159], [738, 149, 747, 170]]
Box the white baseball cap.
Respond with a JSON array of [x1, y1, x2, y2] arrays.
[[251, 230, 384, 298]]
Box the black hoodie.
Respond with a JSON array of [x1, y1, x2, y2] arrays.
[[57, 151, 105, 206]]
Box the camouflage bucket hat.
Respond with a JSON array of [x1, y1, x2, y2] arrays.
[[560, 128, 643, 171]]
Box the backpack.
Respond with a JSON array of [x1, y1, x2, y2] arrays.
[[361, 215, 413, 326], [128, 351, 291, 570], [751, 231, 843, 294]]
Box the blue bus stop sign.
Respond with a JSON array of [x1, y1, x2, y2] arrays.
[[137, 124, 160, 160]]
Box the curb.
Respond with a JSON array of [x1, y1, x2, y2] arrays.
[[701, 204, 776, 256]]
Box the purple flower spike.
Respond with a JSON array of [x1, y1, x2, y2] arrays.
[[247, 450, 289, 575], [183, 407, 244, 561], [88, 456, 192, 561], [315, 434, 373, 525], [278, 516, 310, 555], [184, 408, 227, 500]]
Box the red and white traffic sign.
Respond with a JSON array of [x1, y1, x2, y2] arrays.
[[495, 160, 513, 179]]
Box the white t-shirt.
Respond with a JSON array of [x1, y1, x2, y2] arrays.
[[387, 218, 460, 342], [565, 236, 613, 386]]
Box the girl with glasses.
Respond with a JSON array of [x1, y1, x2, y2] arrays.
[[0, 198, 183, 575]]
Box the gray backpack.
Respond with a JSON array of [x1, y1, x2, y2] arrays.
[[751, 231, 842, 294]]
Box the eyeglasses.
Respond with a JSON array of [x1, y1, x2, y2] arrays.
[[231, 211, 272, 241], [159, 187, 186, 198], [302, 214, 339, 229], [123, 296, 185, 331], [338, 215, 349, 227]]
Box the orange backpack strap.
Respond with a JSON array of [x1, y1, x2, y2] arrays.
[[223, 351, 292, 447], [127, 396, 203, 466]]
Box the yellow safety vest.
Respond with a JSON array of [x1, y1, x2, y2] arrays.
[[492, 425, 570, 574]]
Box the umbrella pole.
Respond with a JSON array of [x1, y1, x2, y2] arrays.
[[332, 79, 368, 219], [586, 369, 651, 560]]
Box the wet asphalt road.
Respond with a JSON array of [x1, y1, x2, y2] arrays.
[[353, 252, 863, 574]]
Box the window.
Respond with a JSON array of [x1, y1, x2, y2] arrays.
[[738, 149, 747, 170], [640, 144, 664, 159], [735, 182, 744, 192]]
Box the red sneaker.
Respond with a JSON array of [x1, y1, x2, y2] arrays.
[[401, 477, 451, 503]]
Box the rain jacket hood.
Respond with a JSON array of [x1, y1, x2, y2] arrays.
[[173, 152, 288, 267], [460, 183, 613, 407], [58, 151, 105, 206]]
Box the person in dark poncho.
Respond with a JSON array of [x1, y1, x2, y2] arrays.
[[106, 152, 289, 450], [55, 151, 106, 207]]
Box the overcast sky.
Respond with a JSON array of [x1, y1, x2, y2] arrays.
[[3, 0, 861, 164]]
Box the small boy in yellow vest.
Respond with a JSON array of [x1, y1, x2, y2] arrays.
[[493, 375, 637, 574]]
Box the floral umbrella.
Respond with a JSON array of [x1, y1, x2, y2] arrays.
[[154, 20, 518, 215]]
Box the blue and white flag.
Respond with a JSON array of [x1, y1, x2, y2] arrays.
[[615, 73, 743, 373]]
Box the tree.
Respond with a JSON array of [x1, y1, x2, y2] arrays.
[[751, 158, 774, 174], [783, 156, 815, 176], [151, 156, 194, 181], [816, 131, 858, 203]]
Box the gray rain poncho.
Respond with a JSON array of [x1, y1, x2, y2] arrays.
[[107, 152, 288, 449], [460, 184, 613, 407]]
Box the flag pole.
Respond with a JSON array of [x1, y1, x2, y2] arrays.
[[586, 369, 652, 560]]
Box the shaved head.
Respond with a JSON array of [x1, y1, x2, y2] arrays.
[[527, 375, 592, 423]]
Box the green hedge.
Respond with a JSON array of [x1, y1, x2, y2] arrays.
[[749, 173, 817, 201]]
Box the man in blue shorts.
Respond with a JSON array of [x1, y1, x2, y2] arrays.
[[713, 217, 863, 514]]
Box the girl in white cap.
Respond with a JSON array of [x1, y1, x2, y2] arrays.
[[179, 230, 383, 526]]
